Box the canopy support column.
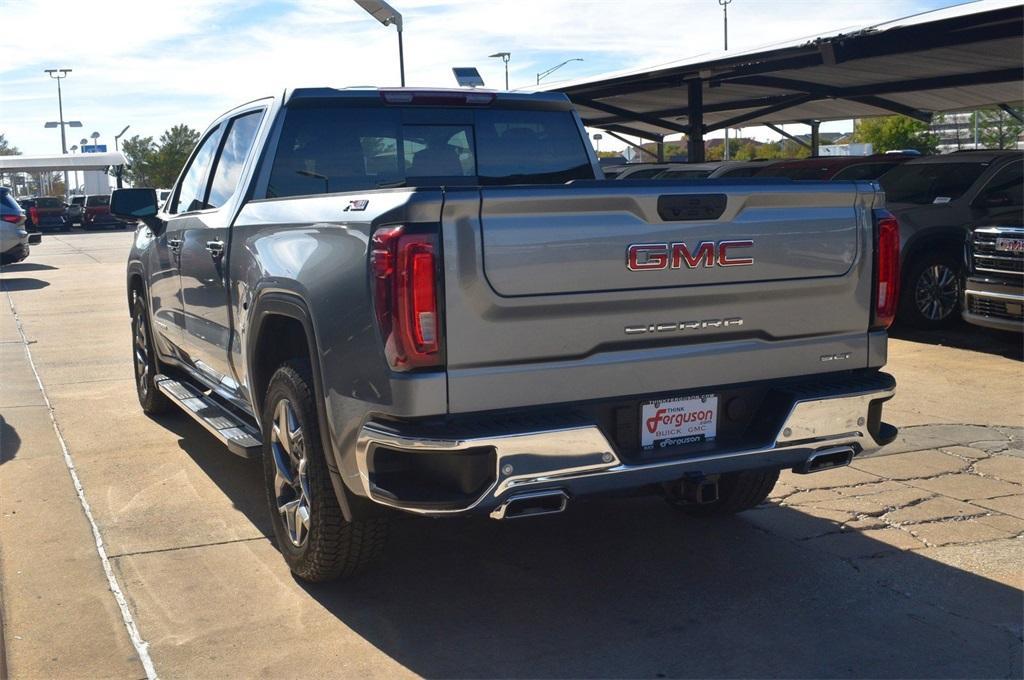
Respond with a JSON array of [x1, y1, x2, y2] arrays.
[[687, 80, 705, 162]]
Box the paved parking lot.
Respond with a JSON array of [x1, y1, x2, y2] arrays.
[[2, 231, 1022, 679]]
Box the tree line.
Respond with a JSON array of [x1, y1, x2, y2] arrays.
[[118, 125, 201, 188]]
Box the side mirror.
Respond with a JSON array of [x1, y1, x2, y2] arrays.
[[111, 188, 161, 227]]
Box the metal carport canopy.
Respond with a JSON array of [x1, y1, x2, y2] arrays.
[[0, 152, 127, 172], [542, 0, 1023, 150]]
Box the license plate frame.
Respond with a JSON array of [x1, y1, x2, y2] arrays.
[[640, 394, 718, 450]]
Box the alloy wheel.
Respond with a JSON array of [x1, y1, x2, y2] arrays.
[[270, 399, 311, 547], [133, 304, 150, 399], [914, 264, 960, 322]]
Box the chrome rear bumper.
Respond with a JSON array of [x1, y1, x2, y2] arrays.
[[354, 378, 896, 518]]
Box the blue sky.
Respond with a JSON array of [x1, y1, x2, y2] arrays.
[[2, 0, 974, 155]]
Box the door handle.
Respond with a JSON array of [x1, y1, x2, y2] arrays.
[[167, 238, 183, 252], [205, 240, 225, 259]]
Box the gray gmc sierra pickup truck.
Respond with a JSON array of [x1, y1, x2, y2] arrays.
[[113, 88, 900, 582]]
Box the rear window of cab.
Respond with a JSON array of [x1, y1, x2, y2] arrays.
[[86, 195, 111, 207]]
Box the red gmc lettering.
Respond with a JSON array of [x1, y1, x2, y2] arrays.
[[671, 241, 715, 268], [717, 240, 754, 266], [627, 240, 754, 271], [627, 244, 669, 270]]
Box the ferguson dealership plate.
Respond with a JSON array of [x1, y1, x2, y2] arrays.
[[641, 394, 718, 450]]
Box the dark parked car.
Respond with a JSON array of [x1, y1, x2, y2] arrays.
[[878, 150, 1023, 328], [81, 194, 130, 230], [19, 196, 68, 232], [756, 154, 914, 181], [1, 188, 41, 264], [67, 195, 86, 225]]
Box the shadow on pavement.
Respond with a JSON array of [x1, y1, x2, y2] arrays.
[[0, 415, 21, 464], [144, 410, 1022, 678], [1, 262, 58, 272], [0, 278, 50, 292], [890, 319, 1022, 361]]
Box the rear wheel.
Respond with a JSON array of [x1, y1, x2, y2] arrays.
[[666, 468, 780, 516], [899, 254, 962, 329], [131, 290, 172, 415], [262, 360, 388, 582]]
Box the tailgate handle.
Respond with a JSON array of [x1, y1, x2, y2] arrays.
[[657, 194, 727, 221]]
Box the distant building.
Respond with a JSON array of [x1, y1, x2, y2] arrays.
[[932, 112, 981, 152]]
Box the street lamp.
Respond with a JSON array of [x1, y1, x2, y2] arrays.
[[536, 58, 583, 85], [592, 133, 603, 154], [44, 67, 75, 195], [353, 0, 405, 86], [70, 145, 79, 192], [115, 125, 131, 152], [718, 0, 732, 51], [489, 52, 511, 90]]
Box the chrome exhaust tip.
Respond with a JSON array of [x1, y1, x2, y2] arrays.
[[793, 445, 856, 475], [490, 490, 569, 520]]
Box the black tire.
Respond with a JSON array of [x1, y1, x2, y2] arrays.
[[131, 290, 172, 415], [262, 359, 388, 582], [666, 468, 780, 516], [898, 253, 962, 329]]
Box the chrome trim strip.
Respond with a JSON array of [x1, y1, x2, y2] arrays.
[[965, 289, 1024, 302], [354, 385, 895, 516]]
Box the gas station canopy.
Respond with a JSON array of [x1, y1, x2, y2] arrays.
[[543, 0, 1023, 160], [0, 152, 127, 173]]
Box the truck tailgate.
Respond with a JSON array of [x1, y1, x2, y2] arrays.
[[441, 181, 880, 413]]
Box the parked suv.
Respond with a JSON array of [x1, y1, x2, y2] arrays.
[[878, 150, 1023, 328], [67, 195, 86, 225], [1, 188, 41, 264], [757, 154, 914, 181], [115, 87, 899, 582]]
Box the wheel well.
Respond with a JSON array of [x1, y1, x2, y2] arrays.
[[251, 314, 311, 417], [902, 232, 965, 279]]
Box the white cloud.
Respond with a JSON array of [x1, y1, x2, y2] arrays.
[[2, 0, 936, 155]]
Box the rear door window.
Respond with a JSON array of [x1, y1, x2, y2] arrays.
[[831, 162, 900, 181], [206, 110, 264, 209], [976, 161, 1023, 207], [86, 195, 110, 207]]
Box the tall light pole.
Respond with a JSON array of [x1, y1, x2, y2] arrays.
[[489, 52, 510, 90], [354, 0, 405, 86], [70, 145, 79, 193], [718, 0, 733, 160], [536, 58, 583, 85], [718, 0, 732, 51], [44, 68, 75, 195], [115, 125, 130, 152]]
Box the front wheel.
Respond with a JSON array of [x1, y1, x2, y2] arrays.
[[131, 291, 172, 415], [262, 360, 388, 582], [899, 254, 962, 329], [666, 468, 780, 516]]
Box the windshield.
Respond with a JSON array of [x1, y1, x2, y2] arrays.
[[266, 104, 593, 198], [880, 162, 988, 204]]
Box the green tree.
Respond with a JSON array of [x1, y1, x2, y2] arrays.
[[120, 135, 157, 187], [852, 115, 937, 153], [0, 133, 21, 156], [151, 124, 201, 187], [976, 107, 1023, 149]]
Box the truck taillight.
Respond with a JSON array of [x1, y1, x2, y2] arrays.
[[371, 226, 442, 371], [873, 210, 900, 329], [29, 207, 38, 223]]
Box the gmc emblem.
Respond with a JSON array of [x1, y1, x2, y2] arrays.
[[627, 240, 754, 271]]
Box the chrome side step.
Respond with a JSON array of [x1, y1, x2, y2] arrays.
[[155, 374, 261, 459]]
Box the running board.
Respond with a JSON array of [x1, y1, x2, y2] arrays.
[[154, 374, 262, 459]]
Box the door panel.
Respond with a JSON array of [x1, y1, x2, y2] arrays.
[[179, 110, 264, 392]]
